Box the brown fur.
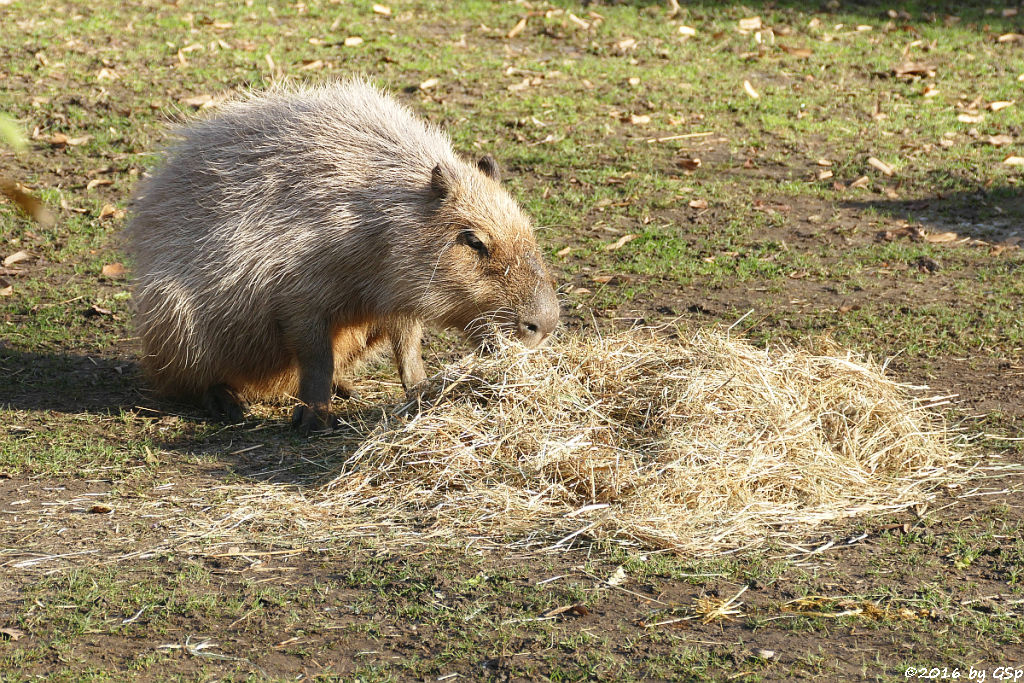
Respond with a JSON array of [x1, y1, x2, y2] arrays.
[[126, 80, 559, 430]]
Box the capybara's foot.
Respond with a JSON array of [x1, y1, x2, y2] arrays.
[[291, 403, 338, 434], [333, 380, 360, 400], [405, 380, 431, 402], [202, 383, 246, 423], [394, 380, 432, 416]]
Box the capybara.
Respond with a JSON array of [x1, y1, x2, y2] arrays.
[[126, 79, 559, 431]]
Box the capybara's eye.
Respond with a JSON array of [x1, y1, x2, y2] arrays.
[[460, 231, 489, 257]]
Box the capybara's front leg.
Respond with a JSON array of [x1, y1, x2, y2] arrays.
[[390, 320, 427, 397], [288, 320, 337, 433]]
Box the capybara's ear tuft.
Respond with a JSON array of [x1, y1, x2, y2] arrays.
[[431, 163, 452, 198], [477, 155, 501, 183]]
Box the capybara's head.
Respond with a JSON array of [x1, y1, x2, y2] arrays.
[[419, 155, 559, 348]]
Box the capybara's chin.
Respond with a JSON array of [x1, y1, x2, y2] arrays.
[[126, 79, 558, 430]]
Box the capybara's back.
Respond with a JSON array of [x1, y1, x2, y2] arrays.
[[127, 80, 559, 429]]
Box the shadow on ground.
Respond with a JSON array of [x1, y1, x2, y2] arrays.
[[0, 347, 146, 414], [843, 185, 1024, 243], [633, 0, 1024, 30], [0, 344, 399, 488]]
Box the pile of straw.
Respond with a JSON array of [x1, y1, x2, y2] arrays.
[[324, 328, 964, 554]]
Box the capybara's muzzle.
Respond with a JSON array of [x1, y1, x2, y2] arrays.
[[515, 281, 560, 347]]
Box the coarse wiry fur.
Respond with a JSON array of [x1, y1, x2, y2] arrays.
[[126, 79, 559, 429]]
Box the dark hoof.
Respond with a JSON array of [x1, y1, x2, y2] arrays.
[[333, 380, 361, 400], [202, 384, 246, 423], [291, 404, 338, 435]]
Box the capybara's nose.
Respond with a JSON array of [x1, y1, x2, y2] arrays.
[[517, 292, 560, 347]]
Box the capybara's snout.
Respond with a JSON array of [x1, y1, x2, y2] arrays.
[[515, 279, 559, 347]]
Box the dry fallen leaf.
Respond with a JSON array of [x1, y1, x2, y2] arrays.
[[688, 198, 708, 209], [556, 246, 572, 257], [867, 156, 895, 176], [101, 262, 126, 278], [743, 80, 759, 99], [96, 67, 118, 81], [419, 77, 439, 90], [180, 94, 214, 108], [849, 176, 870, 189], [0, 178, 55, 227], [98, 203, 126, 220], [817, 169, 834, 180], [88, 503, 113, 514], [738, 16, 762, 31], [86, 178, 113, 191], [507, 78, 531, 93], [48, 133, 91, 147], [922, 85, 940, 98], [923, 231, 958, 243], [676, 157, 702, 171], [604, 234, 639, 251], [989, 100, 1014, 111], [629, 114, 651, 125], [0, 627, 25, 641], [779, 44, 813, 58], [816, 158, 832, 166], [607, 566, 628, 586], [592, 274, 616, 284], [3, 250, 31, 267], [678, 25, 697, 37], [567, 12, 590, 30], [987, 134, 1013, 146], [615, 38, 638, 52], [543, 603, 590, 618], [893, 62, 936, 78], [372, 3, 391, 15], [507, 15, 528, 39], [957, 113, 984, 124], [344, 36, 364, 47], [997, 33, 1024, 43], [1004, 156, 1024, 166]]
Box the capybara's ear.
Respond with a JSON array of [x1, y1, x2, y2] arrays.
[[431, 162, 455, 198], [477, 155, 501, 183]]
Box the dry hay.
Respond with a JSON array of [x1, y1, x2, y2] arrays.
[[322, 328, 966, 555]]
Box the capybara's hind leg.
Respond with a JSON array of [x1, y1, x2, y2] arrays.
[[202, 383, 247, 423]]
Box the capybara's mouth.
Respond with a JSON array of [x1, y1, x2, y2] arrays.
[[514, 323, 554, 349], [466, 316, 556, 352]]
